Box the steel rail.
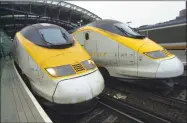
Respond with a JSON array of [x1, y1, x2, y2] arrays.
[[99, 94, 172, 123]]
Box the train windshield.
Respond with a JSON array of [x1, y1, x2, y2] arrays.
[[39, 28, 74, 45], [114, 23, 145, 39]]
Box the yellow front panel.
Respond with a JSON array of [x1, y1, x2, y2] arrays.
[[16, 32, 90, 67], [16, 32, 93, 79]]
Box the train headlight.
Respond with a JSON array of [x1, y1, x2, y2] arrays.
[[46, 65, 75, 77], [81, 59, 96, 70], [144, 50, 167, 59]]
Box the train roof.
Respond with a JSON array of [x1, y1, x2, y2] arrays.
[[20, 23, 68, 37], [69, 19, 122, 33], [70, 19, 146, 39], [24, 23, 62, 30], [19, 23, 74, 48], [137, 17, 186, 31], [87, 19, 121, 26]]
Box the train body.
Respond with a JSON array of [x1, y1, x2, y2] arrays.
[[137, 17, 187, 68], [72, 19, 184, 87], [12, 23, 104, 113]]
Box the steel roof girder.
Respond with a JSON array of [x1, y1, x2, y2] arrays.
[[1, 7, 77, 27], [1, 1, 101, 21], [57, 7, 61, 19]]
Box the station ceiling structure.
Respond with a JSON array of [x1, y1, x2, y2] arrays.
[[0, 0, 102, 38]]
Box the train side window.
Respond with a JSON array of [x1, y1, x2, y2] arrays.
[[85, 32, 89, 40]]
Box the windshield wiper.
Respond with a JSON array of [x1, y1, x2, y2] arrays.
[[115, 26, 129, 36], [62, 33, 68, 40], [40, 33, 46, 41], [134, 35, 146, 38], [47, 43, 74, 49]]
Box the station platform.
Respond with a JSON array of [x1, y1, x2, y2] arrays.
[[0, 59, 52, 123]]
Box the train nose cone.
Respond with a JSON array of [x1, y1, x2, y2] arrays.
[[156, 57, 184, 78], [53, 70, 104, 104]]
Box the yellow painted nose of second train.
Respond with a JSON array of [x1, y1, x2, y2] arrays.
[[117, 35, 183, 78], [132, 38, 183, 78]]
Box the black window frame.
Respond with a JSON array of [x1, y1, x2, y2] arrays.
[[20, 24, 75, 49], [114, 23, 141, 36], [85, 32, 89, 40], [38, 28, 71, 45], [88, 20, 146, 39]]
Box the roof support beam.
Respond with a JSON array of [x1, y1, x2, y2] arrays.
[[68, 12, 72, 23], [36, 15, 41, 23], [0, 1, 101, 38], [11, 4, 16, 32], [57, 7, 61, 19], [67, 7, 73, 23], [57, 1, 61, 6], [24, 14, 28, 26], [1, 7, 76, 27], [29, 2, 32, 13], [44, 2, 47, 16]]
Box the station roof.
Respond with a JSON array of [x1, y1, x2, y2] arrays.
[[0, 0, 102, 38], [137, 17, 186, 31]]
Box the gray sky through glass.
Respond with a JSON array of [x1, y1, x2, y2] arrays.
[[68, 1, 186, 28]]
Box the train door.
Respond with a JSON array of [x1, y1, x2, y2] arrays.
[[83, 31, 97, 60], [96, 33, 118, 67], [118, 44, 138, 76]]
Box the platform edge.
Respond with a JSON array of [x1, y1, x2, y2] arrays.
[[13, 61, 53, 123]]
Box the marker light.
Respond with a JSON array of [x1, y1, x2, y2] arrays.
[[46, 68, 57, 76], [144, 50, 167, 59], [82, 59, 96, 70], [46, 65, 75, 77]]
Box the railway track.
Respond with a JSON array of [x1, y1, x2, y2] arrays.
[[17, 66, 173, 123], [105, 77, 186, 111], [76, 99, 143, 123], [17, 63, 185, 123], [41, 97, 142, 123], [16, 63, 142, 123], [98, 94, 172, 123], [162, 84, 186, 104], [131, 86, 186, 110], [173, 76, 186, 87], [102, 87, 186, 123], [41, 93, 172, 123]]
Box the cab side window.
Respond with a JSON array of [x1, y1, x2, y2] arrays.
[[85, 32, 89, 40]]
